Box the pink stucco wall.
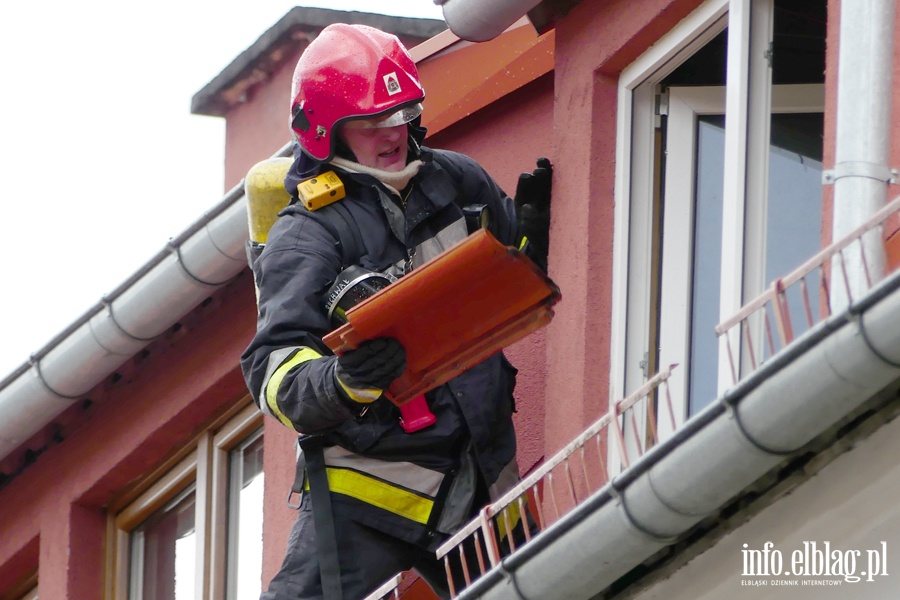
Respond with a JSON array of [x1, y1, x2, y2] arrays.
[[223, 52, 302, 192], [0, 277, 257, 596], [8, 0, 898, 596], [543, 0, 705, 454], [428, 73, 555, 472]]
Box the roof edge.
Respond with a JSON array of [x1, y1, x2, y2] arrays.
[[191, 7, 447, 117]]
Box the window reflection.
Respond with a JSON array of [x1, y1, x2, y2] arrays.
[[129, 486, 196, 600], [689, 116, 726, 415], [765, 113, 824, 345], [227, 430, 264, 600]]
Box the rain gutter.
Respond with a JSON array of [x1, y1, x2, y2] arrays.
[[434, 0, 544, 42], [0, 143, 292, 462], [457, 250, 900, 600]]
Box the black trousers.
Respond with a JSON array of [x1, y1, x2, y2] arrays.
[[260, 493, 452, 600]]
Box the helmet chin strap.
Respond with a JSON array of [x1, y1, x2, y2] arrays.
[[331, 156, 424, 196]]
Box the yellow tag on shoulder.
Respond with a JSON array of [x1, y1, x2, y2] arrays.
[[297, 171, 346, 211]]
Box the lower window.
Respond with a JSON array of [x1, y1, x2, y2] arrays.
[[110, 402, 263, 600]]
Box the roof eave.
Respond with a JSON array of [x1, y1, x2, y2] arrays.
[[191, 7, 447, 117]]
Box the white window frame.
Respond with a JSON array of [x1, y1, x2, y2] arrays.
[[609, 0, 730, 414], [215, 422, 265, 600], [610, 0, 826, 446], [658, 84, 825, 421], [657, 86, 726, 426]]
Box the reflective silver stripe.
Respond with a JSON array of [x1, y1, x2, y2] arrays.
[[335, 376, 382, 403], [258, 347, 297, 420], [323, 446, 445, 497], [376, 187, 407, 242], [259, 346, 322, 427], [437, 444, 477, 534], [410, 217, 468, 269], [488, 458, 521, 501]]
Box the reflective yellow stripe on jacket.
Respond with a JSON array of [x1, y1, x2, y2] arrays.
[[262, 346, 323, 428], [310, 446, 447, 525], [325, 468, 434, 524]]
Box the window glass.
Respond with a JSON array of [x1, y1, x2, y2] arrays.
[[227, 430, 264, 600], [129, 486, 197, 600], [764, 113, 824, 344], [634, 1, 825, 419], [688, 115, 726, 414], [772, 0, 826, 85], [114, 404, 264, 600]]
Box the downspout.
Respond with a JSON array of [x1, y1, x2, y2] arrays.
[[457, 254, 900, 600], [827, 0, 896, 310]]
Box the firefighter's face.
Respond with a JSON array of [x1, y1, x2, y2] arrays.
[[340, 123, 408, 172]]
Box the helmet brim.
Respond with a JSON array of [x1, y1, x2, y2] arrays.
[[342, 103, 424, 130]]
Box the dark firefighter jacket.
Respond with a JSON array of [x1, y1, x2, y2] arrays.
[[240, 142, 523, 549]]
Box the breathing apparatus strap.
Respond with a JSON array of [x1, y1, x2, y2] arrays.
[[316, 200, 361, 270], [298, 435, 344, 600]]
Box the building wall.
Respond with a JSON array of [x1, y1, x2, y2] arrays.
[[545, 0, 900, 597], [222, 50, 300, 191], [0, 276, 256, 596], [544, 0, 705, 456], [427, 73, 555, 471], [6, 0, 898, 597]]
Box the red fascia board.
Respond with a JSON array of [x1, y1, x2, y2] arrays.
[[412, 21, 555, 136]]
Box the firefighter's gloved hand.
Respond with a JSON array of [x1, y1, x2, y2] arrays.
[[334, 337, 407, 404], [515, 157, 552, 271]]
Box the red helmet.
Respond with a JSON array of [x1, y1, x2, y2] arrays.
[[290, 24, 426, 162]]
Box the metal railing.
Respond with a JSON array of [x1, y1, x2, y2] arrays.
[[373, 196, 900, 599], [361, 574, 404, 600], [716, 195, 900, 386], [433, 367, 676, 597]]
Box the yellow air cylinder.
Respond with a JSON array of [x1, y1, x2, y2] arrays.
[[245, 157, 293, 244]]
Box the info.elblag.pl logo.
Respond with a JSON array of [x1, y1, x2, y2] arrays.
[[741, 541, 889, 587]]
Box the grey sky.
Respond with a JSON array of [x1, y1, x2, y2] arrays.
[[0, 1, 444, 377]]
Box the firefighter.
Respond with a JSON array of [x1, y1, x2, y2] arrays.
[[240, 23, 551, 600]]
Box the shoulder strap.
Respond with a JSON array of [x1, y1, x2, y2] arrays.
[[329, 202, 361, 268], [297, 435, 344, 600], [430, 151, 465, 205]]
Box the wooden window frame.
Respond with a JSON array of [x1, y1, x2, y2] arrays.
[[105, 400, 263, 600]]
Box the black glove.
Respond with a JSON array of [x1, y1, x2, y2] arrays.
[[514, 157, 552, 271], [334, 337, 407, 404]]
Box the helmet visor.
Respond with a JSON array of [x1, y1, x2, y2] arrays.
[[343, 103, 423, 130]]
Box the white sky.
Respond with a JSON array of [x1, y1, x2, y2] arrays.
[[0, 1, 444, 379]]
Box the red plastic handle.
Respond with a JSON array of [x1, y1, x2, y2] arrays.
[[396, 394, 437, 433]]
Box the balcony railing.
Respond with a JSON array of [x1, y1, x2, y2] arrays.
[[372, 196, 900, 599], [434, 367, 676, 597], [361, 574, 403, 600], [716, 195, 900, 387]]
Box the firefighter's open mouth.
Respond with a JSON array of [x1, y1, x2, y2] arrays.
[[380, 147, 400, 158]]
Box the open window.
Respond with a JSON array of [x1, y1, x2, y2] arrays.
[[659, 83, 824, 418], [611, 0, 826, 447]]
